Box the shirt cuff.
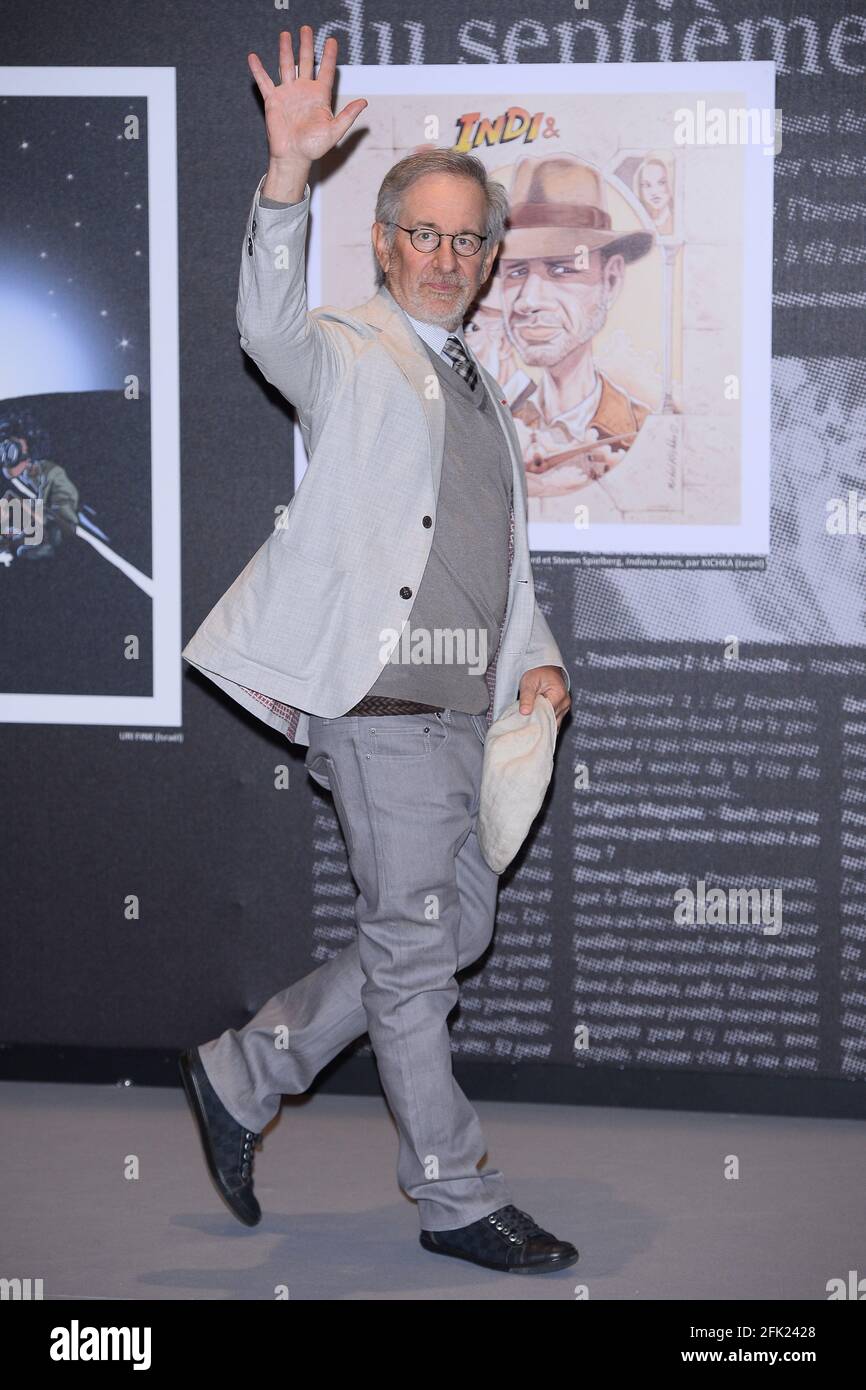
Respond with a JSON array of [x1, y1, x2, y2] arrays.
[[258, 188, 308, 209]]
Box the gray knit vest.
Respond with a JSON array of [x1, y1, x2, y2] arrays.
[[362, 337, 513, 712]]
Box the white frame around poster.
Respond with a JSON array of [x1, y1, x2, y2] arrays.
[[297, 58, 775, 558], [0, 65, 180, 728]]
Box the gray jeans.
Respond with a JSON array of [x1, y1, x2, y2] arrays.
[[199, 706, 511, 1231]]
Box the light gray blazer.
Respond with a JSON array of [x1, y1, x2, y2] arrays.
[[181, 174, 570, 750]]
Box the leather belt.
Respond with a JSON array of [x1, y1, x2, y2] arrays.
[[345, 695, 445, 716]]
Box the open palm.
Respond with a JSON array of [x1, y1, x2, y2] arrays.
[[247, 27, 367, 165]]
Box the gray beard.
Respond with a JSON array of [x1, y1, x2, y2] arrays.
[[388, 274, 473, 331]]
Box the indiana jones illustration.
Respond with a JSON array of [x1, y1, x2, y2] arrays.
[[469, 153, 672, 523]]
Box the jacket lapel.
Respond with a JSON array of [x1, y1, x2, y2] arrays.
[[351, 285, 444, 500], [351, 282, 524, 509]]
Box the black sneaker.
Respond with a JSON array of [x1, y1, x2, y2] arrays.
[[178, 1046, 262, 1227], [420, 1204, 579, 1273]]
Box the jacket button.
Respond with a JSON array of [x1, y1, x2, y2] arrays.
[[247, 236, 253, 256], [252, 219, 257, 235], [400, 586, 412, 599], [422, 515, 432, 527]]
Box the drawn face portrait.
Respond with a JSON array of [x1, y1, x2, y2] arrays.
[[497, 250, 625, 369], [636, 159, 673, 234], [639, 160, 670, 211]]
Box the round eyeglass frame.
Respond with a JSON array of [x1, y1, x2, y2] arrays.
[[389, 223, 487, 257]]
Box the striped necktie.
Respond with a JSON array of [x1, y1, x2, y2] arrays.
[[442, 334, 479, 392]]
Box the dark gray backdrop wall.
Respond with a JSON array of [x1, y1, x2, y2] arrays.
[[3, 0, 865, 1114]]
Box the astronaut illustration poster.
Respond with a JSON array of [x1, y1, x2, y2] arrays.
[[300, 60, 775, 560], [0, 66, 180, 727]]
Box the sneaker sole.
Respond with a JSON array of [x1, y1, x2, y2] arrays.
[[178, 1048, 261, 1228]]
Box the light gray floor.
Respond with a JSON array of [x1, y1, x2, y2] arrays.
[[3, 1080, 863, 1300]]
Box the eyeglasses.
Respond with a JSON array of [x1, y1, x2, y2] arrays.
[[389, 223, 486, 257]]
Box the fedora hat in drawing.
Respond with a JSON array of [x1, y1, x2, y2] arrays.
[[477, 694, 558, 875], [501, 153, 654, 263]]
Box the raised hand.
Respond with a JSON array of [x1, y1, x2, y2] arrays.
[[247, 27, 367, 171]]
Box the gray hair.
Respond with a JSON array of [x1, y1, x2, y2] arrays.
[[372, 148, 509, 287]]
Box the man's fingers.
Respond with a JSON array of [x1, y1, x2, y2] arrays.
[[519, 682, 538, 713], [297, 24, 315, 81], [316, 34, 338, 92], [278, 30, 296, 85], [247, 51, 275, 99], [333, 98, 368, 141]]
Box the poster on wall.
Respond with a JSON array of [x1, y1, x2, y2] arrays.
[[0, 66, 180, 727], [298, 59, 775, 561]]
